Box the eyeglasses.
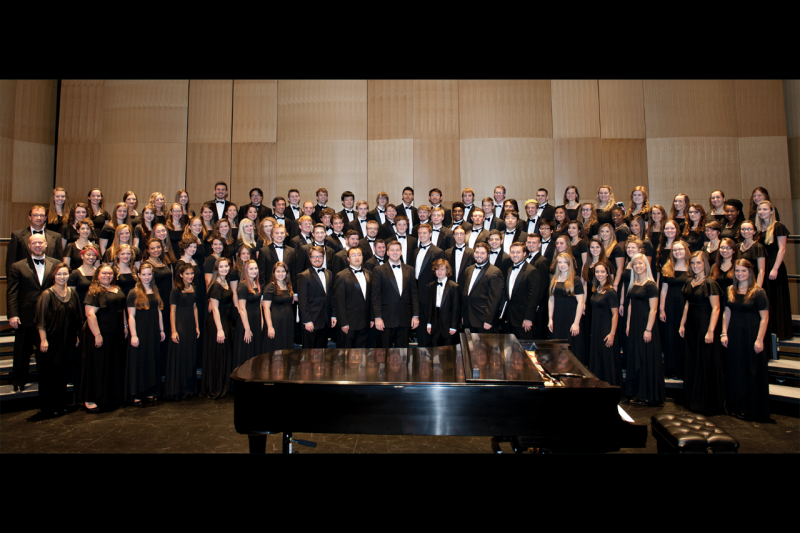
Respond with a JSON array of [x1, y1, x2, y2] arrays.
[[720, 246, 733, 251], [741, 227, 754, 232]]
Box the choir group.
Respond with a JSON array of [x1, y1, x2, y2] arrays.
[[5, 181, 792, 423]]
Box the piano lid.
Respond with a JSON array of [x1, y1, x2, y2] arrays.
[[461, 333, 546, 384]]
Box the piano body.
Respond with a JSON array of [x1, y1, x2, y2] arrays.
[[231, 332, 647, 453]]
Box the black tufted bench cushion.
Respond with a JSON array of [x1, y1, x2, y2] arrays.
[[651, 413, 739, 454]]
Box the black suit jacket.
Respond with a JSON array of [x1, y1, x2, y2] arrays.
[[297, 243, 335, 274], [312, 204, 328, 224], [445, 245, 475, 289], [347, 218, 369, 239], [377, 220, 397, 241], [503, 228, 529, 246], [370, 263, 418, 328], [297, 267, 333, 329], [462, 205, 477, 227], [483, 215, 501, 232], [450, 220, 472, 234], [238, 204, 273, 223], [7, 257, 58, 323], [272, 215, 299, 239], [324, 233, 346, 254], [412, 244, 444, 313], [289, 233, 314, 252], [527, 253, 551, 309], [357, 237, 376, 262], [257, 243, 297, 289], [534, 204, 556, 234], [331, 249, 353, 277], [367, 208, 388, 226], [385, 234, 417, 264], [6, 228, 63, 275], [430, 206, 452, 227], [488, 249, 511, 278], [363, 255, 386, 273], [285, 204, 302, 222], [427, 279, 461, 332], [501, 262, 539, 326], [541, 240, 556, 265], [461, 263, 504, 327], [429, 226, 455, 251], [398, 205, 419, 227], [465, 228, 490, 249], [333, 268, 372, 331], [208, 199, 234, 223]]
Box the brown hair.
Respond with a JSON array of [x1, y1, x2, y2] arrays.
[[87, 264, 117, 297], [48, 187, 71, 225], [682, 203, 707, 237], [582, 237, 609, 282], [729, 259, 759, 303], [270, 261, 293, 297], [133, 261, 164, 310], [711, 237, 737, 281], [432, 257, 452, 277]]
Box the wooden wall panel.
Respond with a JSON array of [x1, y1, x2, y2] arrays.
[[368, 139, 413, 205], [551, 80, 600, 139], [232, 80, 277, 143], [1, 79, 17, 139], [643, 80, 738, 138], [413, 80, 459, 140], [58, 80, 104, 144], [738, 136, 792, 220], [11, 140, 55, 202], [784, 80, 799, 140], [12, 80, 57, 145], [185, 143, 231, 206], [231, 142, 277, 207], [368, 80, 413, 140], [55, 144, 102, 203], [646, 137, 741, 210], [460, 138, 554, 202], [1, 80, 17, 252], [458, 80, 552, 139], [278, 80, 367, 142], [735, 80, 787, 137], [599, 80, 645, 139], [414, 139, 460, 207], [277, 140, 368, 203], [99, 143, 187, 207], [102, 80, 188, 144], [553, 138, 603, 202], [187, 80, 232, 143], [601, 139, 649, 202]]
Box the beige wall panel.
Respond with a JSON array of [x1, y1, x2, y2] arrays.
[[643, 80, 738, 138], [185, 143, 231, 207], [58, 81, 104, 144], [414, 139, 460, 207], [232, 80, 277, 143], [55, 143, 102, 201], [277, 80, 367, 142], [551, 80, 600, 139], [738, 136, 791, 202], [100, 143, 187, 210], [784, 79, 799, 140], [458, 80, 553, 139], [1, 134, 13, 245], [102, 80, 189, 144], [413, 80, 459, 140], [368, 80, 413, 141], [187, 80, 233, 143], [368, 139, 413, 204], [1, 80, 17, 138], [598, 80, 645, 139], [601, 139, 649, 201], [735, 80, 787, 137], [13, 80, 57, 145], [554, 138, 603, 201], [789, 136, 799, 200], [11, 140, 55, 203], [231, 142, 277, 206], [646, 137, 741, 209], [460, 138, 554, 202], [277, 140, 368, 202]]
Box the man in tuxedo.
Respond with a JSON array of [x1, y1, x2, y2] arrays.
[[526, 233, 552, 338], [312, 188, 329, 223], [461, 188, 477, 226], [377, 204, 398, 240], [302, 200, 318, 223], [426, 259, 461, 346], [289, 216, 314, 251], [538, 220, 556, 264], [467, 210, 490, 249], [428, 188, 452, 227], [358, 220, 379, 262], [332, 247, 373, 348], [429, 207, 454, 250], [399, 186, 419, 227], [446, 226, 475, 291], [325, 214, 347, 253], [238, 188, 273, 222], [413, 224, 444, 347], [501, 210, 529, 253], [331, 230, 360, 276], [368, 191, 389, 226], [272, 197, 299, 239], [461, 242, 504, 333], [297, 224, 334, 273], [450, 202, 473, 234], [319, 208, 335, 235], [371, 241, 419, 348], [347, 200, 370, 239], [385, 215, 416, 264], [364, 239, 386, 272], [297, 246, 334, 348], [500, 242, 540, 340], [285, 188, 303, 222], [7, 234, 58, 391], [6, 206, 63, 274], [524, 199, 540, 235], [338, 191, 356, 224], [492, 185, 507, 219], [410, 205, 431, 237], [487, 230, 512, 277], [534, 188, 556, 233], [258, 224, 297, 289], [209, 181, 233, 223], [481, 197, 501, 231]]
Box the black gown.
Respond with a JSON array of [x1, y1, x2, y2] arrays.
[[617, 267, 631, 367], [703, 242, 720, 266], [126, 292, 161, 401], [35, 287, 81, 413], [233, 283, 263, 369], [80, 288, 127, 404], [589, 289, 621, 386], [164, 288, 198, 400], [116, 272, 138, 297], [201, 282, 234, 399], [45, 212, 65, 233], [262, 283, 295, 351], [571, 239, 588, 279], [168, 228, 184, 254], [683, 229, 709, 254], [725, 289, 770, 420], [151, 262, 173, 377], [67, 268, 94, 306], [681, 279, 725, 415], [550, 281, 585, 363], [64, 241, 95, 269], [62, 224, 98, 247], [738, 241, 767, 285], [625, 281, 665, 403], [720, 221, 742, 243], [660, 269, 690, 379], [761, 223, 792, 340]]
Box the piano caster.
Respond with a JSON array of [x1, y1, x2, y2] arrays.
[[491, 436, 524, 454], [282, 432, 317, 454]]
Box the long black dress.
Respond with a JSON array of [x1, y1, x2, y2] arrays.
[[683, 229, 709, 254], [625, 280, 665, 403], [151, 262, 173, 378], [681, 278, 725, 415], [164, 287, 198, 400], [550, 281, 585, 363], [125, 291, 161, 401], [201, 282, 234, 399], [660, 269, 689, 379], [571, 239, 588, 279], [80, 288, 127, 405], [761, 223, 792, 340], [617, 266, 631, 366], [62, 224, 98, 247], [233, 283, 263, 369], [64, 241, 96, 269], [45, 211, 65, 234], [725, 289, 770, 420], [738, 241, 767, 284], [589, 288, 621, 386], [263, 283, 295, 351], [177, 259, 208, 368], [116, 272, 137, 297], [35, 287, 81, 414], [67, 268, 94, 306]]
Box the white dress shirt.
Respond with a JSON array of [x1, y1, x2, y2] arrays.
[[527, 218, 537, 234], [352, 267, 367, 299], [467, 263, 486, 295], [468, 228, 481, 249], [396, 234, 408, 262], [454, 245, 466, 282], [430, 225, 442, 247], [215, 200, 226, 219], [389, 261, 403, 295], [274, 244, 284, 263], [376, 208, 386, 225], [343, 209, 355, 222], [501, 261, 525, 316], [313, 242, 327, 269], [32, 255, 46, 284], [489, 249, 501, 265], [415, 244, 429, 279], [357, 218, 368, 234], [503, 231, 515, 253], [315, 268, 327, 294], [290, 204, 301, 217], [494, 204, 503, 218], [540, 239, 551, 257]]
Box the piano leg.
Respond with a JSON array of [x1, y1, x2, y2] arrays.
[[282, 432, 292, 454], [248, 435, 267, 454]]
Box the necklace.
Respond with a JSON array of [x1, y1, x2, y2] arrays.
[[53, 285, 68, 298], [691, 276, 705, 286], [741, 241, 753, 252]]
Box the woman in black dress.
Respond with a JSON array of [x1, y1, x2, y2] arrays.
[[67, 244, 99, 306], [737, 221, 766, 288], [153, 223, 179, 266], [703, 221, 722, 266], [720, 198, 744, 243], [200, 203, 216, 254], [655, 219, 680, 286], [99, 202, 131, 256], [610, 205, 630, 244], [679, 251, 724, 415], [552, 207, 569, 240], [126, 261, 165, 406], [80, 264, 128, 412], [46, 187, 70, 234], [165, 263, 200, 400], [706, 190, 726, 223], [262, 261, 296, 351], [142, 238, 174, 378], [211, 219, 236, 259], [87, 188, 111, 234], [749, 187, 780, 223], [201, 257, 234, 399], [581, 237, 609, 362], [175, 189, 196, 219], [185, 216, 208, 270], [102, 224, 141, 268], [35, 263, 81, 416], [166, 202, 187, 253], [625, 253, 664, 405], [560, 185, 581, 221], [149, 192, 168, 225], [628, 216, 654, 265], [646, 204, 667, 260], [133, 205, 156, 249], [234, 259, 263, 369], [578, 202, 599, 239], [682, 203, 709, 254], [722, 259, 770, 421], [755, 200, 792, 341], [567, 221, 588, 283], [670, 193, 690, 233], [112, 244, 138, 297], [175, 235, 207, 367], [61, 202, 95, 251], [594, 185, 615, 228], [548, 253, 586, 362], [711, 238, 737, 313], [598, 223, 624, 291], [588, 262, 620, 386], [63, 220, 97, 270], [624, 186, 650, 227], [226, 204, 240, 242], [618, 237, 645, 366], [123, 190, 140, 228], [659, 240, 690, 380]]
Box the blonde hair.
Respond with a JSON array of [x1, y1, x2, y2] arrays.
[[598, 223, 618, 256], [661, 240, 688, 278], [107, 224, 134, 260], [113, 244, 138, 275], [550, 252, 577, 296], [629, 253, 655, 291], [148, 192, 166, 216], [595, 185, 616, 212], [48, 187, 71, 225], [754, 200, 778, 245], [238, 219, 257, 248], [183, 216, 207, 244]]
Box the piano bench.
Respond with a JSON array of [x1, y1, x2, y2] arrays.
[[651, 413, 739, 454]]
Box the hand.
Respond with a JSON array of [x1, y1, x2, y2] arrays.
[[268, 327, 275, 339], [331, 318, 337, 328], [754, 339, 764, 353], [75, 337, 80, 347], [369, 321, 374, 329], [449, 328, 456, 335], [217, 331, 225, 343], [131, 335, 139, 348], [293, 294, 299, 302], [304, 322, 315, 332], [604, 333, 614, 347], [95, 334, 103, 348], [626, 326, 630, 336], [243, 330, 252, 343], [483, 322, 492, 331], [375, 318, 385, 331], [412, 317, 420, 329], [341, 325, 350, 334], [124, 327, 129, 339], [40, 340, 49, 353], [704, 331, 713, 344], [160, 331, 166, 342], [172, 331, 180, 343], [659, 309, 666, 322], [426, 325, 431, 334], [679, 326, 685, 338], [619, 306, 624, 317], [196, 328, 200, 338], [770, 269, 778, 281], [570, 323, 579, 336], [522, 319, 533, 332], [643, 330, 652, 343], [548, 319, 553, 333], [721, 335, 728, 347], [613, 284, 618, 292], [9, 317, 20, 329]]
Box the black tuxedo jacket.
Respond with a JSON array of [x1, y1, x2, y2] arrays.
[[482, 215, 501, 232], [6, 228, 63, 275], [297, 243, 335, 274], [357, 237, 376, 262], [461, 262, 504, 327], [412, 244, 444, 312], [450, 220, 472, 235], [324, 234, 346, 254], [363, 255, 386, 273], [7, 257, 58, 323], [534, 204, 556, 234], [208, 199, 234, 223], [385, 234, 417, 264], [331, 249, 353, 277], [339, 208, 357, 226], [541, 240, 556, 265], [488, 249, 511, 278], [289, 233, 314, 252], [238, 204, 273, 223], [257, 243, 297, 289], [503, 228, 529, 245], [462, 205, 477, 227], [272, 215, 299, 239], [430, 206, 452, 227], [427, 279, 461, 332], [347, 218, 369, 239], [501, 262, 539, 326], [333, 268, 372, 331], [367, 208, 388, 226], [445, 245, 475, 288], [429, 226, 455, 251], [312, 204, 328, 224], [527, 253, 551, 308], [398, 205, 419, 227], [370, 263, 418, 328], [377, 220, 398, 241], [285, 204, 303, 222], [466, 228, 490, 249], [297, 267, 333, 329]]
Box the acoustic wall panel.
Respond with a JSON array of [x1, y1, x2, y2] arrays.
[[738, 136, 792, 216], [599, 80, 645, 139], [185, 143, 231, 207], [785, 79, 799, 140], [458, 80, 553, 139], [11, 140, 55, 202], [601, 139, 649, 204], [735, 80, 787, 138], [551, 80, 600, 139], [187, 80, 233, 143], [0, 79, 17, 139], [368, 80, 413, 141], [1, 79, 17, 247], [102, 80, 189, 144], [231, 142, 277, 207], [12, 80, 57, 145], [55, 143, 102, 203], [277, 80, 367, 142], [553, 138, 603, 203], [57, 80, 104, 144], [413, 80, 459, 140], [643, 80, 738, 138], [414, 139, 460, 207], [368, 139, 413, 205], [232, 80, 277, 143], [99, 143, 187, 210]]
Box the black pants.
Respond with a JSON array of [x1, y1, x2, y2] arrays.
[[431, 324, 458, 346], [367, 326, 380, 348], [13, 325, 38, 387], [464, 321, 494, 334], [341, 326, 370, 348], [302, 325, 329, 348], [379, 326, 409, 348], [416, 303, 431, 347], [533, 300, 549, 340]]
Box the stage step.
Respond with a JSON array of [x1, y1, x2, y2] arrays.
[[770, 384, 800, 403]]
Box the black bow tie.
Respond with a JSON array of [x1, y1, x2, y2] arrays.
[[392, 264, 401, 269], [345, 210, 353, 214], [490, 250, 499, 255], [419, 244, 430, 250], [274, 245, 284, 249], [32, 230, 43, 235], [314, 242, 325, 247], [33, 258, 45, 265], [404, 205, 412, 210], [316, 268, 326, 274], [474, 265, 483, 270], [389, 221, 395, 226], [317, 204, 326, 208], [472, 229, 481, 233], [334, 233, 343, 238], [352, 269, 363, 274], [305, 236, 312, 242], [276, 216, 285, 220], [397, 235, 406, 239], [512, 263, 524, 270], [453, 221, 462, 225], [431, 228, 440, 233], [528, 218, 536, 223], [291, 206, 300, 210], [464, 204, 473, 209], [541, 239, 550, 244], [437, 282, 443, 286], [375, 257, 385, 263], [506, 230, 515, 235], [368, 239, 375, 243], [377, 209, 385, 213], [456, 246, 465, 252]]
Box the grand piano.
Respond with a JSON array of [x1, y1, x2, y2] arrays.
[[231, 332, 647, 453]]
